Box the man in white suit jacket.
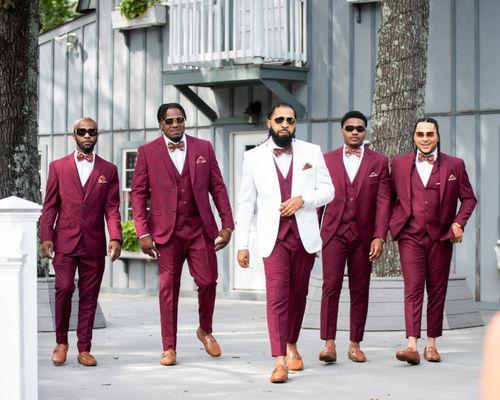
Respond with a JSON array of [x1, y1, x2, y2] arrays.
[[236, 103, 334, 383]]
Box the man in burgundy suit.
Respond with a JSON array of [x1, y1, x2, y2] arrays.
[[391, 117, 477, 365], [318, 111, 391, 363], [131, 103, 234, 366], [40, 117, 122, 367]]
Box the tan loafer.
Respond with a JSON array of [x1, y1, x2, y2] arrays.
[[286, 351, 304, 371], [52, 343, 68, 366], [396, 347, 420, 365], [196, 327, 221, 357], [270, 365, 289, 383], [319, 346, 337, 363], [347, 347, 367, 362], [160, 350, 177, 366], [77, 351, 97, 367], [423, 347, 441, 362]]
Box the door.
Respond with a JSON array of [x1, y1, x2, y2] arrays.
[[231, 131, 268, 290]]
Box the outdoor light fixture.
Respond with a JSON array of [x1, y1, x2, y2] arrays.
[[243, 101, 261, 125], [54, 33, 79, 52]]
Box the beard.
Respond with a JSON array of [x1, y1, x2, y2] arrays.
[[269, 127, 295, 148], [77, 142, 96, 154]]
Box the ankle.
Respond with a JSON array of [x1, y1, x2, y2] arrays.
[[349, 341, 360, 349], [325, 339, 336, 348]]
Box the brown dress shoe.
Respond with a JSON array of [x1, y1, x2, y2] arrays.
[[52, 344, 68, 366], [77, 352, 97, 367], [396, 347, 420, 365], [347, 347, 367, 362], [270, 365, 289, 383], [319, 346, 337, 363], [423, 347, 441, 362], [286, 351, 304, 371], [160, 350, 177, 366], [196, 327, 221, 357]]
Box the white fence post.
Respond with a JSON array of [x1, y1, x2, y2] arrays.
[[0, 196, 42, 400]]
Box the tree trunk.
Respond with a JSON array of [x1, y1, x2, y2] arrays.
[[0, 1, 44, 274], [370, 0, 429, 276]]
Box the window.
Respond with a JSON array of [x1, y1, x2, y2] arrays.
[[122, 149, 138, 220]]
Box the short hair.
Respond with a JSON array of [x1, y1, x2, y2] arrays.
[[157, 103, 187, 123], [340, 111, 367, 127], [267, 102, 297, 119]]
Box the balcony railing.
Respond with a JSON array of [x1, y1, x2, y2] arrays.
[[167, 0, 307, 67]]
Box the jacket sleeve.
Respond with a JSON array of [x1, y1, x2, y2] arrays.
[[454, 159, 477, 229], [235, 152, 257, 250], [105, 166, 123, 243], [301, 146, 335, 209], [131, 146, 151, 238], [373, 157, 392, 240], [40, 162, 60, 242]]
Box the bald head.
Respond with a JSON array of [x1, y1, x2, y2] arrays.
[[73, 117, 97, 132], [73, 117, 98, 154]]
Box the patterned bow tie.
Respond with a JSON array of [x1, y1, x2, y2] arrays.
[[273, 147, 293, 157], [76, 151, 93, 162], [345, 147, 361, 158], [167, 140, 185, 152], [418, 153, 435, 164]]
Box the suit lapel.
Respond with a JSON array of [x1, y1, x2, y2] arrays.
[[331, 149, 345, 198], [439, 153, 448, 202], [291, 140, 302, 195], [403, 153, 414, 202], [156, 137, 177, 182], [186, 135, 196, 186], [83, 156, 102, 202], [68, 154, 84, 198], [354, 149, 372, 199], [263, 139, 280, 194]]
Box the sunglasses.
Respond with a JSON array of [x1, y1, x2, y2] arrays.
[[273, 116, 296, 125], [75, 128, 98, 137], [343, 125, 366, 133], [163, 116, 186, 125], [415, 131, 436, 138]]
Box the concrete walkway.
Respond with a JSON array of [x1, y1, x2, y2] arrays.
[[39, 294, 489, 400]]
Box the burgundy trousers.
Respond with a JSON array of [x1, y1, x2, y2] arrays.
[[320, 229, 371, 342], [398, 234, 453, 338], [53, 252, 105, 353], [156, 223, 217, 351], [262, 230, 316, 357]]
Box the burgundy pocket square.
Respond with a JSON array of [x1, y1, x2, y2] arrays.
[[98, 175, 107, 184], [303, 163, 313, 170], [196, 156, 207, 164]]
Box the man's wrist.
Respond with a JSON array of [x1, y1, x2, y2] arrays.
[[452, 222, 462, 229], [221, 228, 234, 233], [138, 234, 151, 239]]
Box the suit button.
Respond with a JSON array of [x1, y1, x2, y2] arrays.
[[171, 209, 176, 213], [181, 189, 186, 193], [82, 203, 87, 208], [170, 189, 175, 194], [81, 219, 86, 224], [183, 201, 187, 204], [425, 201, 428, 205], [338, 218, 341, 222]]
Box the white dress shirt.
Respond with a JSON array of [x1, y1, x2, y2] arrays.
[[415, 149, 438, 187], [163, 133, 187, 174], [342, 144, 364, 183], [271, 140, 293, 177], [74, 150, 95, 186]]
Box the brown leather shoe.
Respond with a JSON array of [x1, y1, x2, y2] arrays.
[[319, 346, 337, 363], [196, 327, 221, 357], [77, 352, 97, 367], [423, 347, 441, 362], [52, 344, 68, 366], [396, 347, 420, 365], [286, 351, 304, 371], [347, 347, 367, 362], [160, 350, 177, 366], [270, 365, 289, 383]]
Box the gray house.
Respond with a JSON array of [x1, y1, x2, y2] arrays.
[[38, 0, 499, 306]]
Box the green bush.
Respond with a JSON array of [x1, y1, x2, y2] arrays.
[[119, 0, 158, 20], [121, 220, 141, 252]]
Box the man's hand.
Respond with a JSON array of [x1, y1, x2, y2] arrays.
[[41, 240, 55, 259], [108, 240, 122, 262], [280, 196, 305, 217], [451, 223, 463, 243], [369, 238, 384, 261], [215, 229, 232, 251], [237, 249, 250, 268], [139, 235, 160, 259]]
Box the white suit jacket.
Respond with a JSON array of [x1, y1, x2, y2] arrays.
[[236, 138, 334, 257]]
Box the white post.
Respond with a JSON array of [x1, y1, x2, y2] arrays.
[[0, 196, 42, 400]]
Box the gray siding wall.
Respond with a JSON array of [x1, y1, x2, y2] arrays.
[[38, 0, 499, 302]]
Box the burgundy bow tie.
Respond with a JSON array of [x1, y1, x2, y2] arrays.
[[273, 147, 293, 157], [77, 151, 93, 162], [167, 140, 185, 152], [418, 153, 435, 164], [345, 147, 361, 158]]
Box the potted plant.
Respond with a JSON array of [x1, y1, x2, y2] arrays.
[[120, 220, 150, 259], [111, 0, 167, 31]]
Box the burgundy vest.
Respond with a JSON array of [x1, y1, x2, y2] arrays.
[[69, 173, 92, 256], [275, 160, 300, 241], [336, 165, 359, 238], [403, 163, 441, 241]]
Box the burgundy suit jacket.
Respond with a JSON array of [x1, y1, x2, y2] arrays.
[[40, 154, 123, 257], [389, 152, 477, 241], [131, 134, 234, 244], [320, 147, 392, 250]]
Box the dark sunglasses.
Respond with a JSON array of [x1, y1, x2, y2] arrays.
[[415, 131, 436, 138], [273, 116, 296, 125], [343, 125, 366, 133], [164, 116, 186, 125], [75, 128, 98, 137]]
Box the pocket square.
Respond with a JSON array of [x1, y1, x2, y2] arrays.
[[196, 156, 207, 164], [98, 175, 107, 184], [369, 171, 378, 178], [448, 174, 457, 181], [303, 162, 313, 171]]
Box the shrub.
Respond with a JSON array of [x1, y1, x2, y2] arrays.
[[119, 0, 158, 20], [121, 220, 141, 252]]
